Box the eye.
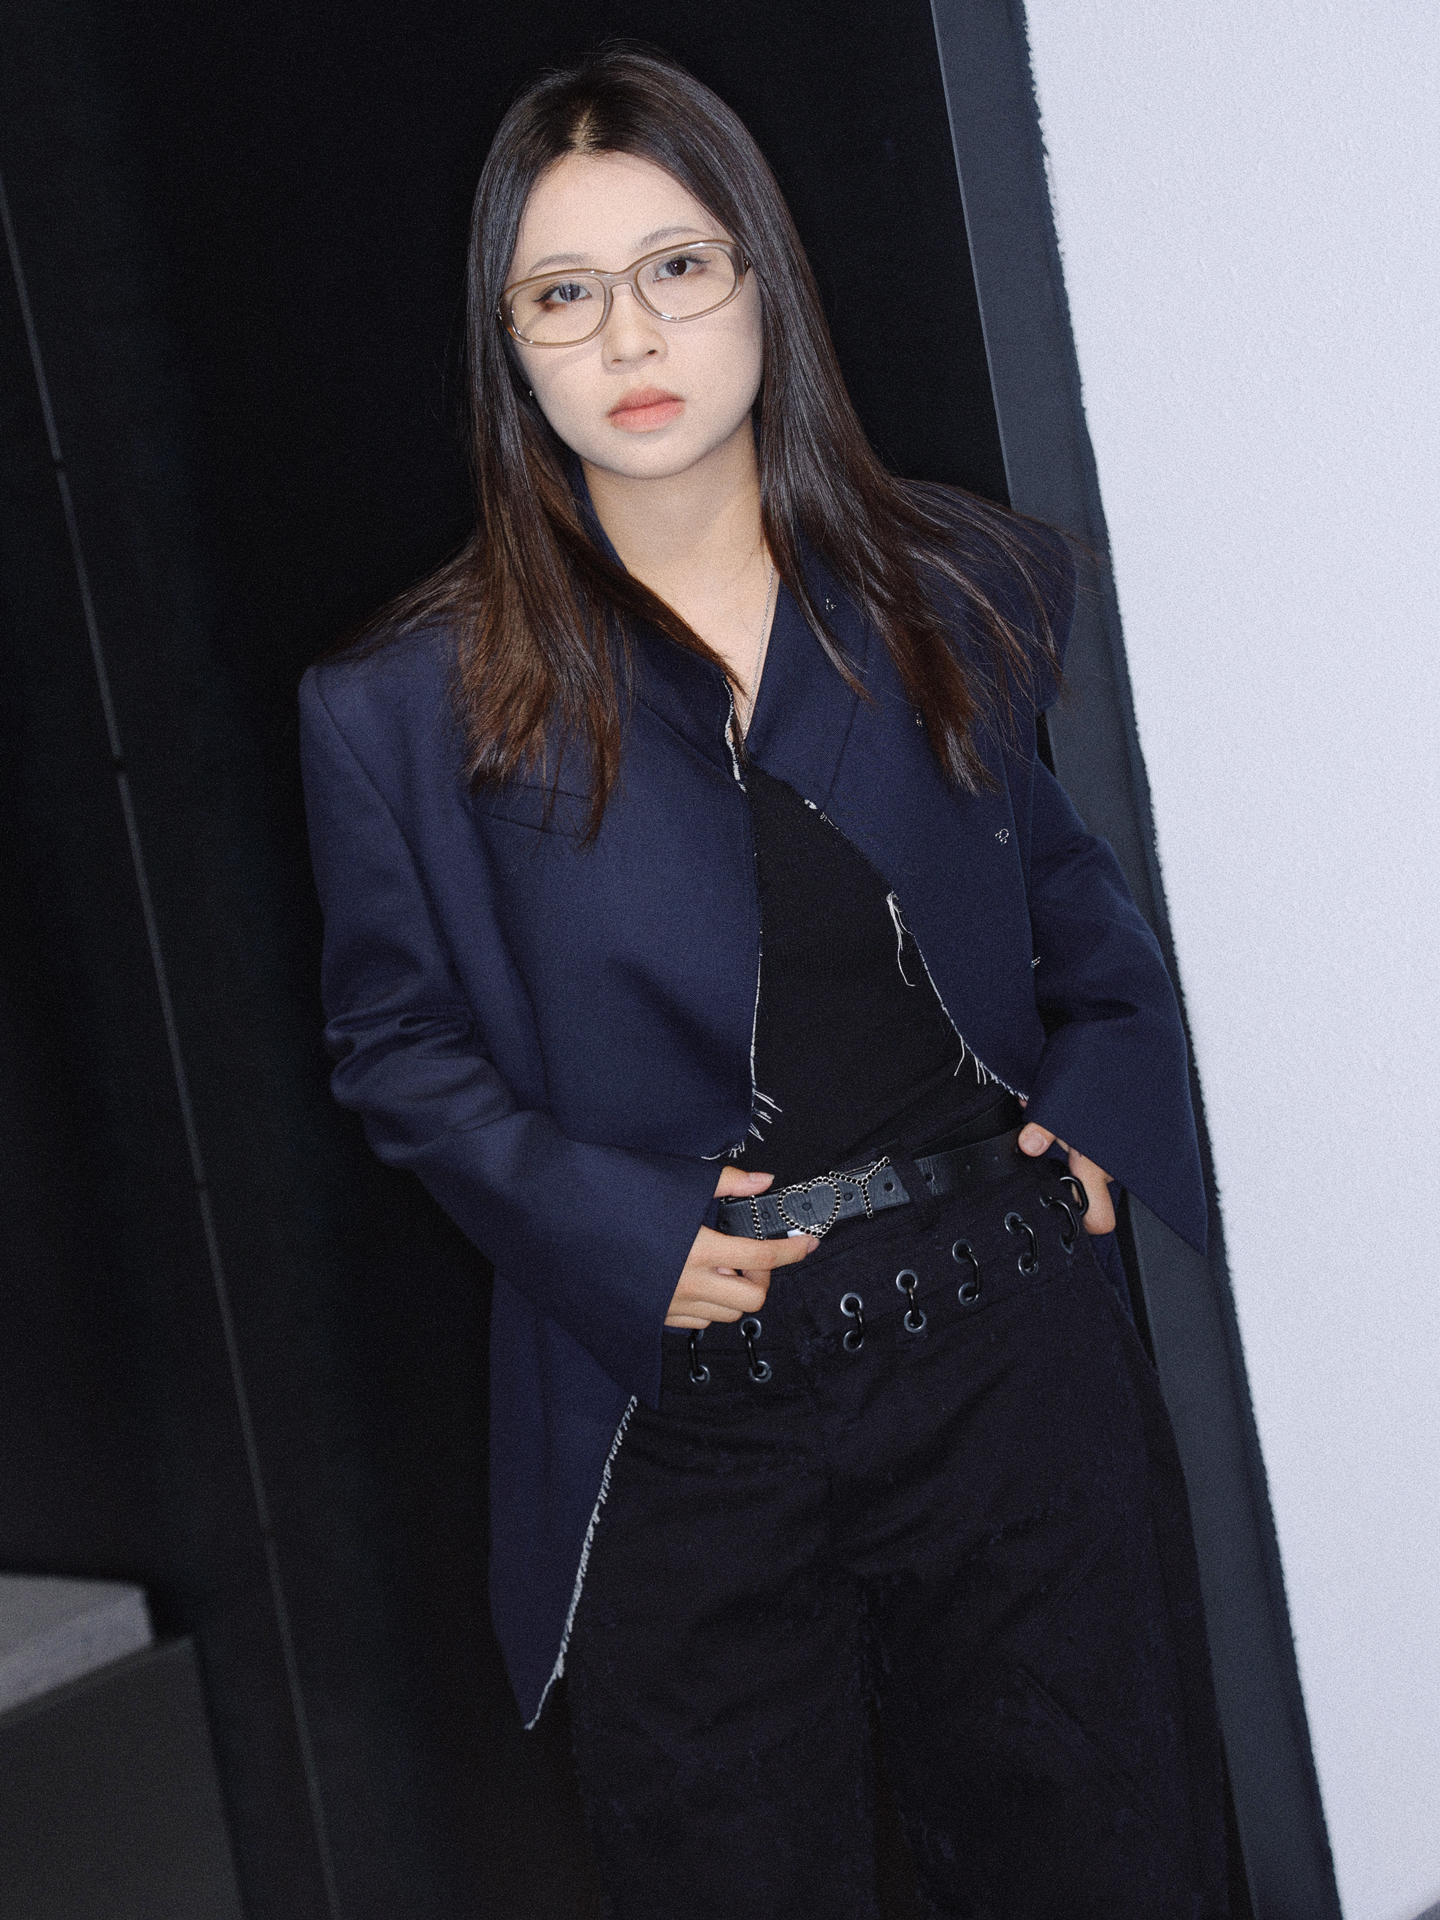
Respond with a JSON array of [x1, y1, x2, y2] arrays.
[[652, 251, 709, 281], [535, 279, 594, 308]]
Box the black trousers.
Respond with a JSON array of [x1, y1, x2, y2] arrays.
[[566, 1156, 1228, 1919]]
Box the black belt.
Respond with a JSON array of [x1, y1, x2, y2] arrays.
[[716, 1127, 1028, 1240]]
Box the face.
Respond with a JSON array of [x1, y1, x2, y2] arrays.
[[505, 151, 764, 483]]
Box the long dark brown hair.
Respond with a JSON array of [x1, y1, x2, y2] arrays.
[[370, 45, 1065, 835]]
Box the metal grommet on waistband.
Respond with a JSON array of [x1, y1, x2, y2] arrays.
[[840, 1292, 866, 1352], [1041, 1192, 1080, 1254], [687, 1328, 710, 1387], [1005, 1210, 1040, 1276], [952, 1239, 981, 1305], [1059, 1172, 1088, 1219], [740, 1315, 772, 1384], [894, 1269, 926, 1333]]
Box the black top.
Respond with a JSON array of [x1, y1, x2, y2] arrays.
[[746, 765, 1021, 1188]]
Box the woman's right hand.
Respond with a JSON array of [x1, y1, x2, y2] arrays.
[[664, 1167, 819, 1329]]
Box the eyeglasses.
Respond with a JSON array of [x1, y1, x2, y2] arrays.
[[500, 240, 749, 347]]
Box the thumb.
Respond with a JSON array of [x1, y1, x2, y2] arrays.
[[1018, 1123, 1057, 1156], [714, 1164, 775, 1198]]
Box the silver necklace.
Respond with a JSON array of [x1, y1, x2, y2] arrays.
[[739, 561, 777, 734]]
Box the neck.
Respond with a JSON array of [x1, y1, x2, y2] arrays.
[[580, 420, 766, 621]]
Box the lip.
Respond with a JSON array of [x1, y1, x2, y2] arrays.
[[608, 386, 684, 432]]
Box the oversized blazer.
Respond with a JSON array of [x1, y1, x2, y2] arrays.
[[298, 527, 1206, 1727]]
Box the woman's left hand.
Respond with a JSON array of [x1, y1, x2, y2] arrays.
[[1017, 1123, 1116, 1233]]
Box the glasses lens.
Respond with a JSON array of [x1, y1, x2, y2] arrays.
[[637, 244, 738, 319], [509, 273, 607, 345], [506, 246, 740, 344]]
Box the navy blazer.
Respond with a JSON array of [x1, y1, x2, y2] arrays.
[[299, 536, 1205, 1726]]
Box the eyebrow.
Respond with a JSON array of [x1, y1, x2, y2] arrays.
[[521, 225, 713, 275]]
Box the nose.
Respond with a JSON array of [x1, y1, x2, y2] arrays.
[[602, 281, 665, 365]]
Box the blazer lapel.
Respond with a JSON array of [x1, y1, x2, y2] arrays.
[[627, 625, 736, 779], [744, 552, 868, 808], [572, 463, 739, 779]]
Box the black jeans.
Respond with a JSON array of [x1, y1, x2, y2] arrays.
[[566, 1156, 1228, 1919]]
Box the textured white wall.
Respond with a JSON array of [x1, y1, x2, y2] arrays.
[[1021, 6, 1440, 1918]]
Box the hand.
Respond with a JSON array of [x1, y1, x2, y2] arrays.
[[1017, 1123, 1117, 1234], [665, 1167, 819, 1329]]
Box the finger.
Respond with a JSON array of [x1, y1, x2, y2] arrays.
[[1018, 1122, 1055, 1155], [713, 1165, 775, 1198], [1067, 1144, 1121, 1221], [710, 1230, 819, 1271], [667, 1300, 748, 1326], [1066, 1149, 1117, 1232], [1082, 1192, 1117, 1233], [676, 1259, 774, 1304], [672, 1274, 770, 1318], [691, 1227, 802, 1269]]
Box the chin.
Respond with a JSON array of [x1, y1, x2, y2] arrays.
[[586, 432, 718, 481]]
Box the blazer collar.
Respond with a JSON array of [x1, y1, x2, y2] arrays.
[[571, 461, 866, 795]]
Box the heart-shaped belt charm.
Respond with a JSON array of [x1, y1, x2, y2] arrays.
[[775, 1176, 844, 1237]]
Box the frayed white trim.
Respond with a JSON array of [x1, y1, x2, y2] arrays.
[[885, 891, 917, 987], [725, 694, 745, 788], [884, 892, 1025, 1102], [715, 690, 764, 1167], [523, 1396, 638, 1730], [742, 823, 764, 1155]]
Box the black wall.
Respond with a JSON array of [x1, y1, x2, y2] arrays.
[[0, 4, 1003, 1914]]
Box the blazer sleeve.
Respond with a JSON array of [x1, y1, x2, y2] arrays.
[[298, 668, 718, 1407], [1019, 757, 1207, 1252]]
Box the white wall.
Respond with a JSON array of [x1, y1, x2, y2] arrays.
[[1022, 6, 1440, 1918]]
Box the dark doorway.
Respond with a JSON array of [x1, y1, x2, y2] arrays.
[[1, 5, 1002, 1914]]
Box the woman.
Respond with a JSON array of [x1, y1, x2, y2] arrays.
[[300, 46, 1227, 1920]]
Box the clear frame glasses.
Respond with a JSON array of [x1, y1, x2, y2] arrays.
[[500, 239, 749, 347]]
